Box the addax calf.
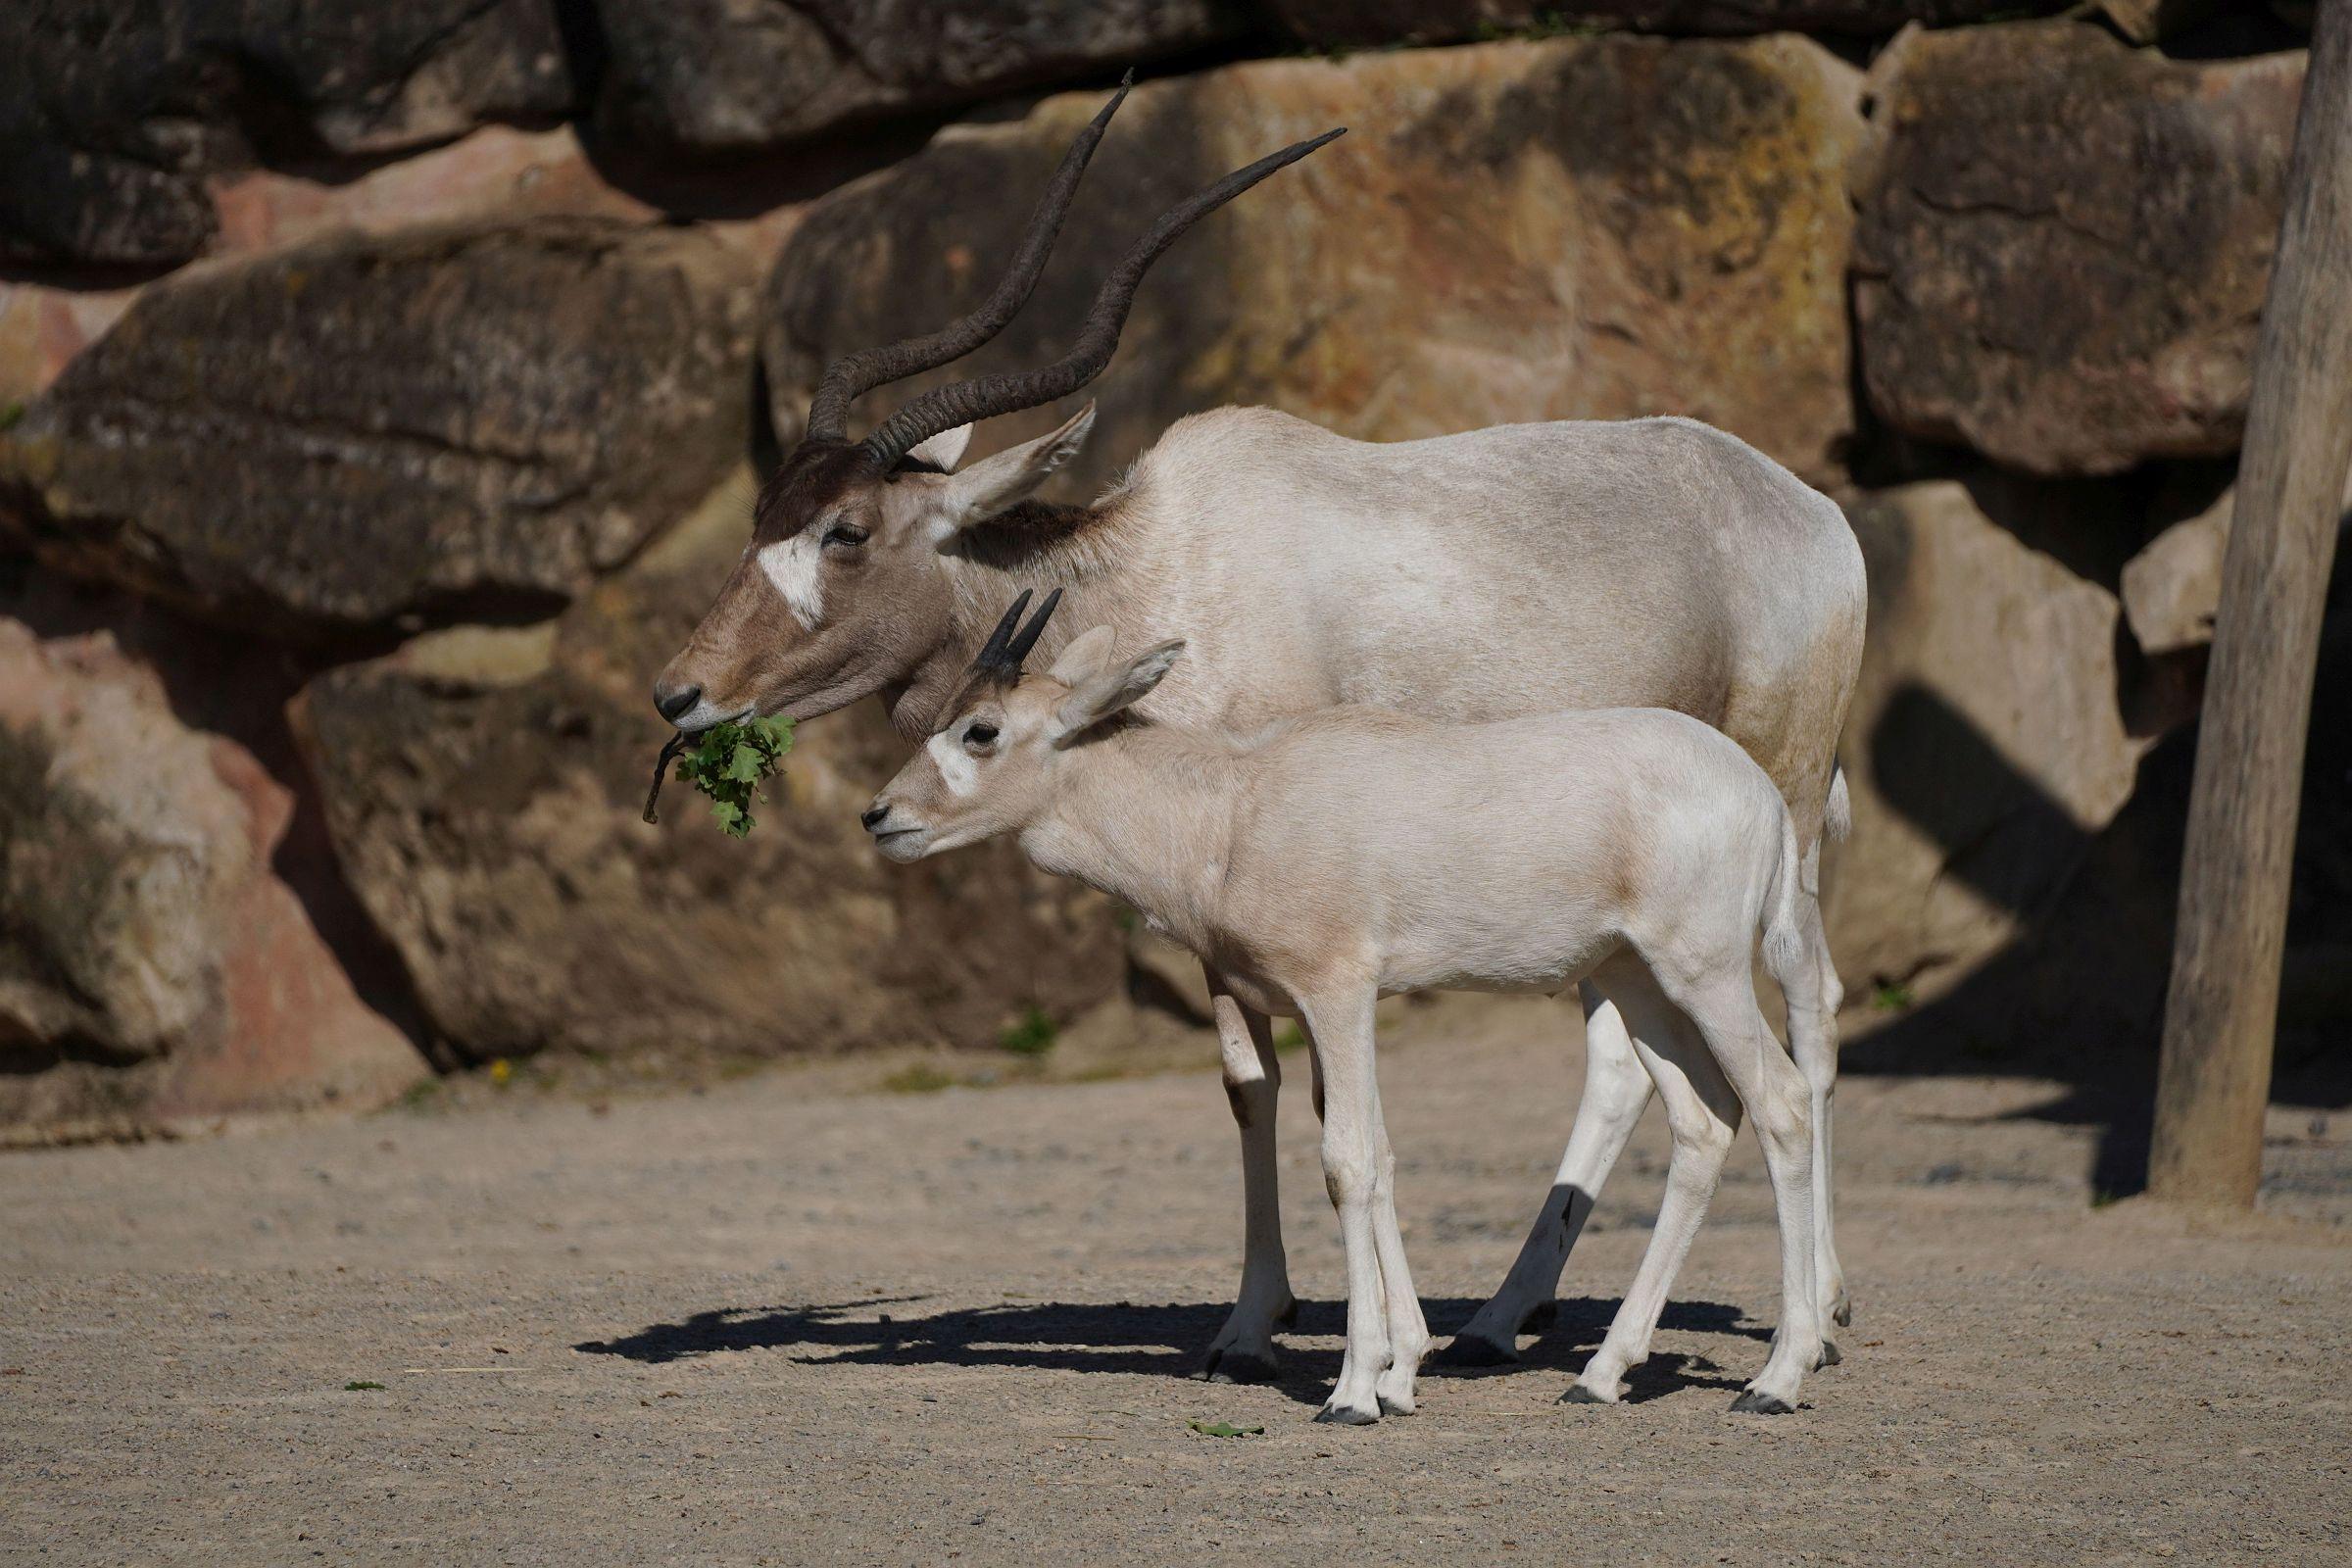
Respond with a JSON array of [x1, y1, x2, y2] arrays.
[[864, 593, 1830, 1422]]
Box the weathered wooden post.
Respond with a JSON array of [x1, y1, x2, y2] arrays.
[[2149, 0, 2352, 1208]]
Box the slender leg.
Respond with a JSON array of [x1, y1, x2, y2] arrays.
[[1445, 985, 1653, 1365], [1791, 843, 1851, 1330], [1198, 969, 1296, 1384], [1367, 1075, 1432, 1415], [1651, 965, 1824, 1414], [1298, 985, 1396, 1425], [1562, 961, 1740, 1405]]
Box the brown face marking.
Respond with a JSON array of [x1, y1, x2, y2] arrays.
[[752, 439, 880, 544], [656, 437, 966, 722]]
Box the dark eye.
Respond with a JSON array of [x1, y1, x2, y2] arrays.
[[964, 722, 999, 749], [822, 522, 868, 548]]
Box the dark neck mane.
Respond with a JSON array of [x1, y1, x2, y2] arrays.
[[951, 499, 1112, 571]]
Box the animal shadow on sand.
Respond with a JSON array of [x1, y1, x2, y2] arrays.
[[575, 1296, 1763, 1407]]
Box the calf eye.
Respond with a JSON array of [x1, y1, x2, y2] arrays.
[[822, 522, 868, 548], [964, 722, 999, 749]]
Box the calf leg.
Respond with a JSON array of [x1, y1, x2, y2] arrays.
[[1298, 986, 1397, 1426], [1367, 1079, 1432, 1414], [1562, 961, 1739, 1405], [1660, 968, 1824, 1414], [1198, 969, 1296, 1384], [1446, 986, 1653, 1364]]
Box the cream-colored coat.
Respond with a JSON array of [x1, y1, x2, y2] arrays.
[[660, 403, 1867, 1376], [868, 636, 1828, 1421]]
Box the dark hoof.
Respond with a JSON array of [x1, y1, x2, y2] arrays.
[[1816, 1340, 1842, 1369], [1730, 1389, 1796, 1415], [1377, 1393, 1416, 1416], [1832, 1296, 1853, 1329], [1197, 1348, 1278, 1385], [1436, 1334, 1520, 1368], [1314, 1403, 1379, 1426], [1559, 1383, 1613, 1405]]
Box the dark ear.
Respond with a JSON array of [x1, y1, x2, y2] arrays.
[[1050, 639, 1184, 747], [930, 403, 1095, 532]]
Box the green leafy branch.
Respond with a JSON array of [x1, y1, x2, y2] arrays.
[[671, 715, 796, 838]]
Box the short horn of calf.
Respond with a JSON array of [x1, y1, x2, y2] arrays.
[[970, 589, 1063, 684]]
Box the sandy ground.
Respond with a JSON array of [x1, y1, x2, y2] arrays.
[[4, 995, 2349, 1567]]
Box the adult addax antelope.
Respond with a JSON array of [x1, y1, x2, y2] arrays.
[[653, 79, 1868, 1379]]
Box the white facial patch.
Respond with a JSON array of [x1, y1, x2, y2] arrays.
[[756, 533, 825, 630], [926, 731, 980, 799]]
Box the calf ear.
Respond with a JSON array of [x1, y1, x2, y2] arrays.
[[905, 423, 973, 472], [933, 403, 1095, 529], [1051, 639, 1184, 747], [1047, 624, 1118, 685]]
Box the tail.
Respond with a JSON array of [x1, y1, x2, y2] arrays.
[[1762, 802, 1807, 986], [1824, 765, 1852, 843]]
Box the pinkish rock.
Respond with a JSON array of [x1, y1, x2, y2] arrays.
[[206, 126, 659, 258], [0, 620, 424, 1142], [0, 283, 138, 406]]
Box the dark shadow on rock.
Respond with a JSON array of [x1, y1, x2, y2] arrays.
[[573, 1293, 1770, 1407], [1846, 611, 2352, 1196]]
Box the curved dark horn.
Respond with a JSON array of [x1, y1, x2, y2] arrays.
[[802, 74, 1135, 446], [859, 126, 1347, 470], [1003, 588, 1062, 671], [970, 589, 1035, 672]]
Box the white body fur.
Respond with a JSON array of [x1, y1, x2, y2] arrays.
[[663, 404, 1868, 1374], [932, 409, 1865, 1373], [871, 664, 1830, 1421]]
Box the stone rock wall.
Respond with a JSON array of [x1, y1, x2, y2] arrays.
[[1263, 1, 2067, 47], [0, 1, 576, 268], [1827, 479, 2152, 1001], [593, 0, 1255, 156], [0, 620, 424, 1141], [0, 5, 2334, 1133], [1853, 22, 2308, 475], [291, 481, 1122, 1064], [1, 220, 759, 639], [769, 35, 1864, 486]]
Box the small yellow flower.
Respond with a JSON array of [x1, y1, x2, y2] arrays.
[[489, 1058, 513, 1086]]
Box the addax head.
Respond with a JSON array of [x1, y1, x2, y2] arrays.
[[862, 591, 1184, 861], [650, 76, 1341, 734]]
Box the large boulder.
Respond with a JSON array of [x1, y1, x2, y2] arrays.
[[1, 124, 671, 408], [1262, 1, 2064, 48], [1852, 21, 2308, 476], [0, 619, 424, 1142], [292, 477, 1124, 1066], [1826, 479, 2154, 1004], [767, 36, 1864, 486], [2121, 472, 2352, 657], [592, 0, 1254, 157], [0, 219, 759, 641], [0, 1, 575, 269]]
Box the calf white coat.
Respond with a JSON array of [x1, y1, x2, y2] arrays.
[[868, 616, 1831, 1420]]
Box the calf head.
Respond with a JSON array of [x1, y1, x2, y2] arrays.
[[863, 590, 1184, 861], [650, 79, 1342, 734]]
